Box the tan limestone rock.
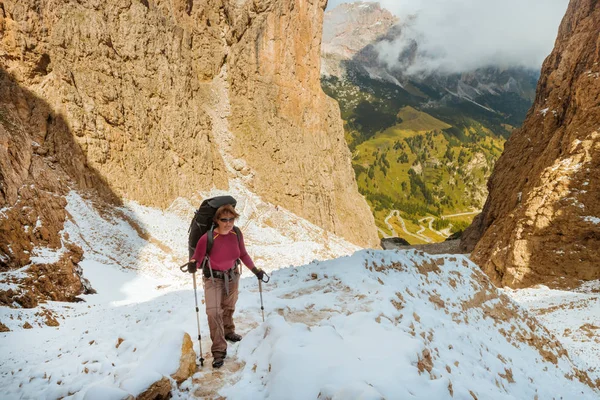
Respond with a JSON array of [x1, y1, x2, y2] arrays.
[[226, 0, 379, 247], [127, 332, 195, 399], [0, 63, 104, 306], [461, 0, 600, 288], [321, 2, 398, 78], [170, 333, 196, 384], [135, 377, 170, 400], [1, 0, 378, 290]]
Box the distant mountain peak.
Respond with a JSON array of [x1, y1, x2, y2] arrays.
[[322, 1, 398, 76], [321, 3, 538, 116]]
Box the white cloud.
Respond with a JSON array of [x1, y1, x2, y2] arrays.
[[326, 0, 569, 75]]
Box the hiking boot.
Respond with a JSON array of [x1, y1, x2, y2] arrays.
[[212, 357, 224, 369], [225, 332, 242, 342]]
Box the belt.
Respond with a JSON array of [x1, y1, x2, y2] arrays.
[[203, 260, 240, 295], [210, 268, 236, 280]]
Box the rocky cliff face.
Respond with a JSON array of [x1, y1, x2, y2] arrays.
[[461, 0, 600, 288], [0, 0, 379, 306], [321, 2, 398, 77], [224, 0, 378, 245]]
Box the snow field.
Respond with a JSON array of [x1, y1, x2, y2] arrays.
[[1, 189, 599, 399], [208, 251, 598, 400], [505, 282, 600, 381]]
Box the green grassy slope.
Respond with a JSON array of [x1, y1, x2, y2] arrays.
[[323, 75, 513, 244]]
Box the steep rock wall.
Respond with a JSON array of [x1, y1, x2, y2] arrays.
[[0, 0, 378, 277], [1, 0, 230, 208], [461, 0, 600, 288], [225, 0, 378, 246]]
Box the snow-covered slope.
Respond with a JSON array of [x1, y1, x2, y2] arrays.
[[212, 251, 598, 399], [1, 190, 598, 399], [0, 184, 358, 330], [2, 250, 598, 399], [505, 282, 600, 380]]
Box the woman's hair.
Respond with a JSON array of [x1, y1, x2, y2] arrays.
[[214, 204, 240, 222]]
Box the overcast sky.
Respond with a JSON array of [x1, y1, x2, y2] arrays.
[[326, 0, 569, 75]]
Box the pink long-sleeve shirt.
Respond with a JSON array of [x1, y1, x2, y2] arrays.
[[193, 228, 256, 272]]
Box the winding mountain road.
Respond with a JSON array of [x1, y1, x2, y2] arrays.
[[418, 216, 447, 238], [384, 210, 433, 243], [382, 209, 481, 243], [441, 210, 481, 219]]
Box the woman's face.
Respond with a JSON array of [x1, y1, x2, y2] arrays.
[[216, 212, 235, 232]]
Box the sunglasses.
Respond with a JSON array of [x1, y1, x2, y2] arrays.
[[218, 218, 235, 223]]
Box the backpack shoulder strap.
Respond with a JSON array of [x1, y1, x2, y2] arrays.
[[232, 226, 242, 247], [206, 225, 216, 256], [232, 226, 242, 269]]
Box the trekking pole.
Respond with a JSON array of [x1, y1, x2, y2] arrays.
[[259, 280, 264, 322], [180, 262, 205, 366], [258, 272, 270, 322], [192, 272, 205, 367]]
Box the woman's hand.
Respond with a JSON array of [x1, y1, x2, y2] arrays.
[[251, 267, 264, 280], [188, 259, 197, 274]]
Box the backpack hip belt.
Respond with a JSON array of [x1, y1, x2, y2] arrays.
[[204, 265, 238, 280], [203, 260, 240, 296]]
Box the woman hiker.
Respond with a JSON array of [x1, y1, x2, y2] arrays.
[[190, 204, 265, 368]]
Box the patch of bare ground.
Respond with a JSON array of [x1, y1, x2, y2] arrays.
[[535, 296, 600, 315], [429, 294, 446, 310], [417, 258, 443, 275], [276, 307, 340, 326], [192, 359, 245, 399], [564, 369, 599, 391], [417, 348, 433, 374], [498, 368, 515, 383], [461, 289, 496, 313], [579, 323, 600, 338], [38, 308, 60, 327], [391, 292, 405, 310]]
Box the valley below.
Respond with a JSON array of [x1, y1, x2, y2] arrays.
[[320, 2, 537, 244], [322, 74, 510, 244]]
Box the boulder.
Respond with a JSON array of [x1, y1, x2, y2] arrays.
[[170, 333, 196, 384], [119, 331, 196, 399], [381, 237, 411, 249], [135, 378, 170, 400]]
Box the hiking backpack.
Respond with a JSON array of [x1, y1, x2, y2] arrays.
[[187, 195, 240, 259]]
